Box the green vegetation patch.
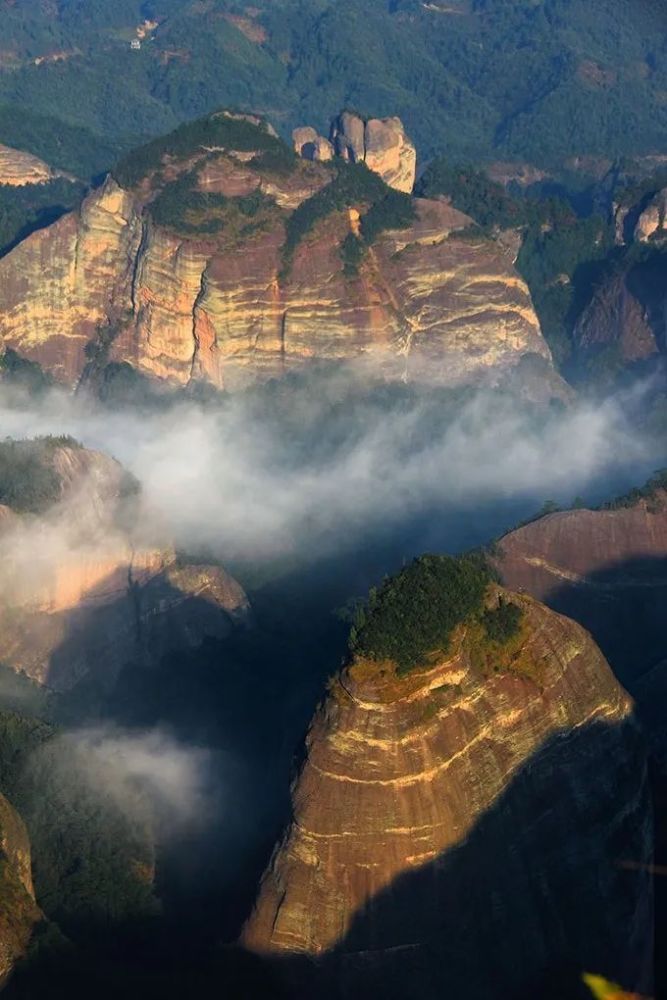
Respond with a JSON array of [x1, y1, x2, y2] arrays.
[[341, 188, 417, 276], [0, 349, 54, 395], [599, 469, 667, 511], [416, 160, 529, 230], [148, 167, 277, 238], [112, 111, 286, 189], [349, 553, 491, 675], [0, 438, 83, 515], [279, 161, 390, 280], [0, 179, 85, 259], [481, 598, 523, 644], [0, 711, 156, 939]]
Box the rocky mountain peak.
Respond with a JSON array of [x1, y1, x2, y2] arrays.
[[242, 587, 651, 996], [293, 111, 417, 193]]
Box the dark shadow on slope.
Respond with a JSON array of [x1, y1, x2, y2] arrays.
[[504, 554, 667, 999], [521, 554, 667, 695], [245, 717, 654, 1000], [4, 718, 653, 1000]]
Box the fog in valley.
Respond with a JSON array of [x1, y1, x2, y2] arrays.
[[0, 367, 665, 977]]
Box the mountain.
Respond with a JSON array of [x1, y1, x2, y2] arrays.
[[0, 1, 665, 179], [241, 563, 652, 999], [0, 437, 249, 691], [0, 110, 565, 398]]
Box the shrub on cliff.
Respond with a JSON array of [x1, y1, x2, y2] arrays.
[[481, 599, 522, 644], [113, 111, 285, 189], [0, 439, 63, 515], [280, 162, 389, 279], [349, 553, 490, 674]]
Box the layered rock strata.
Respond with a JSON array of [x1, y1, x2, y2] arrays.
[[0, 115, 563, 397], [242, 589, 652, 998]]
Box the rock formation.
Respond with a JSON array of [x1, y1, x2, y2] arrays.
[[0, 143, 56, 187], [492, 489, 667, 688], [635, 188, 667, 243], [572, 271, 661, 367], [292, 126, 334, 163], [294, 112, 417, 193], [570, 248, 666, 381], [242, 588, 652, 998], [0, 112, 563, 397], [0, 440, 250, 691], [0, 793, 42, 984]]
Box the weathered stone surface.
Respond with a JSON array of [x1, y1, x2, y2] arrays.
[[0, 143, 55, 186], [332, 111, 367, 164], [292, 127, 319, 155], [635, 188, 667, 242], [242, 590, 651, 998], [573, 271, 660, 365], [493, 490, 667, 695], [0, 444, 250, 690], [327, 111, 417, 192], [0, 159, 562, 396], [363, 116, 417, 194]]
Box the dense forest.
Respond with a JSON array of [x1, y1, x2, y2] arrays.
[[0, 0, 664, 178]]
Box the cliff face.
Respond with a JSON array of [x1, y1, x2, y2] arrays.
[[571, 232, 666, 382], [493, 491, 667, 688], [0, 143, 56, 187], [0, 442, 250, 691], [242, 589, 651, 998], [0, 115, 562, 397], [0, 793, 42, 984]]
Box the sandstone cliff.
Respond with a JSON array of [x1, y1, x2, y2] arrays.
[[0, 144, 56, 187], [492, 490, 667, 688], [0, 793, 42, 984], [0, 112, 562, 398], [242, 588, 651, 998], [0, 441, 250, 690]]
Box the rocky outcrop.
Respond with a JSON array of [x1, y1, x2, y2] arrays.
[[292, 127, 334, 163], [492, 490, 667, 688], [573, 271, 660, 367], [0, 140, 562, 396], [0, 143, 56, 187], [294, 112, 417, 193], [571, 247, 667, 381], [242, 589, 651, 998], [0, 794, 42, 984], [0, 442, 250, 690], [635, 188, 667, 242]]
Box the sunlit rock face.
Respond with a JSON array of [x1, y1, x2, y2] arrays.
[[0, 118, 564, 399], [635, 188, 667, 243], [0, 143, 55, 186], [0, 443, 250, 691], [242, 589, 652, 999], [0, 793, 42, 984], [493, 491, 667, 687]]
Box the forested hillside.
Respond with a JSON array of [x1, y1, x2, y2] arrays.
[[0, 0, 664, 178]]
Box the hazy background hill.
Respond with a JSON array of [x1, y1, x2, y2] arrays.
[[0, 0, 665, 178]]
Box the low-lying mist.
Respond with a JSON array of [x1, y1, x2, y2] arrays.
[[0, 368, 661, 579]]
